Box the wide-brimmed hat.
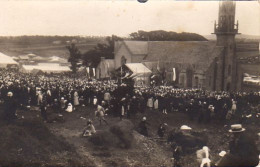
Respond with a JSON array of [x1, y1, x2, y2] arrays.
[[7, 92, 13, 97], [229, 124, 245, 133], [219, 151, 226, 157], [180, 125, 192, 130]]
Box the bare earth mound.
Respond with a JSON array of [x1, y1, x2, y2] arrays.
[[0, 118, 94, 167]]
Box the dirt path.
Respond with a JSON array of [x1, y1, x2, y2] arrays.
[[49, 126, 105, 167], [45, 106, 174, 167], [43, 106, 260, 167]]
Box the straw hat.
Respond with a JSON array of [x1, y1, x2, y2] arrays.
[[180, 125, 192, 130], [219, 151, 227, 157], [229, 124, 245, 133], [7, 92, 13, 97]]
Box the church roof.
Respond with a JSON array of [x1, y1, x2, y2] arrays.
[[98, 59, 115, 71], [144, 41, 223, 71], [125, 63, 151, 74], [115, 41, 148, 55], [0, 52, 18, 67]]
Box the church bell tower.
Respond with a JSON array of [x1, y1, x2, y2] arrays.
[[213, 1, 239, 91]]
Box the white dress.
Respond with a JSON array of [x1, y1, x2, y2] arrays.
[[66, 104, 73, 112], [147, 98, 153, 108], [93, 98, 98, 105], [37, 91, 43, 105], [73, 92, 79, 106], [154, 99, 158, 109]]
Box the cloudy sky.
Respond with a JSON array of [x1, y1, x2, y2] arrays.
[[0, 0, 259, 37]]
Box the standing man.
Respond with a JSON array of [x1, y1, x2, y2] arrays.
[[157, 123, 167, 138], [216, 124, 259, 167], [95, 105, 108, 125], [138, 117, 149, 137], [3, 92, 17, 122]]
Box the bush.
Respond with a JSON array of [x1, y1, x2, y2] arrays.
[[167, 129, 208, 154], [110, 125, 133, 149], [89, 130, 117, 148], [89, 120, 134, 149]]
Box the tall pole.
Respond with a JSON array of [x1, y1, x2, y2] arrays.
[[144, 66, 145, 86], [121, 66, 123, 84]]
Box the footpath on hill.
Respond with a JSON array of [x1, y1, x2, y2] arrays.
[[45, 106, 173, 167]]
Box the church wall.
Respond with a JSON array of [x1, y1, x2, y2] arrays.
[[114, 45, 133, 69], [205, 61, 214, 91], [179, 72, 186, 88], [192, 73, 205, 89], [96, 60, 107, 79], [132, 55, 146, 63], [205, 56, 223, 91], [216, 36, 237, 91]]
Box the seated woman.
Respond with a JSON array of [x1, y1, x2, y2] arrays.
[[66, 103, 73, 112], [83, 119, 96, 137]]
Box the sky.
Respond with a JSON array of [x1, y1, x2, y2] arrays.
[[0, 0, 259, 37]]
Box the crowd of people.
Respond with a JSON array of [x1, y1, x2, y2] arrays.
[[0, 69, 259, 167], [1, 69, 259, 125]]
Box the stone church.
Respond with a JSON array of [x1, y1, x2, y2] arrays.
[[206, 1, 239, 92], [98, 1, 260, 91]]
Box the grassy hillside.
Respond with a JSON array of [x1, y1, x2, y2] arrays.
[[0, 36, 105, 58]]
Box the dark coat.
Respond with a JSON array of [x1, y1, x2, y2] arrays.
[[217, 134, 259, 167], [3, 97, 17, 121]]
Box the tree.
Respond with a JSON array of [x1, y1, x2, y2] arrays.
[[82, 35, 122, 68], [81, 49, 100, 68], [129, 30, 207, 41], [66, 42, 81, 73]]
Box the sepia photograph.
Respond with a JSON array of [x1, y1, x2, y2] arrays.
[[0, 0, 259, 166]]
